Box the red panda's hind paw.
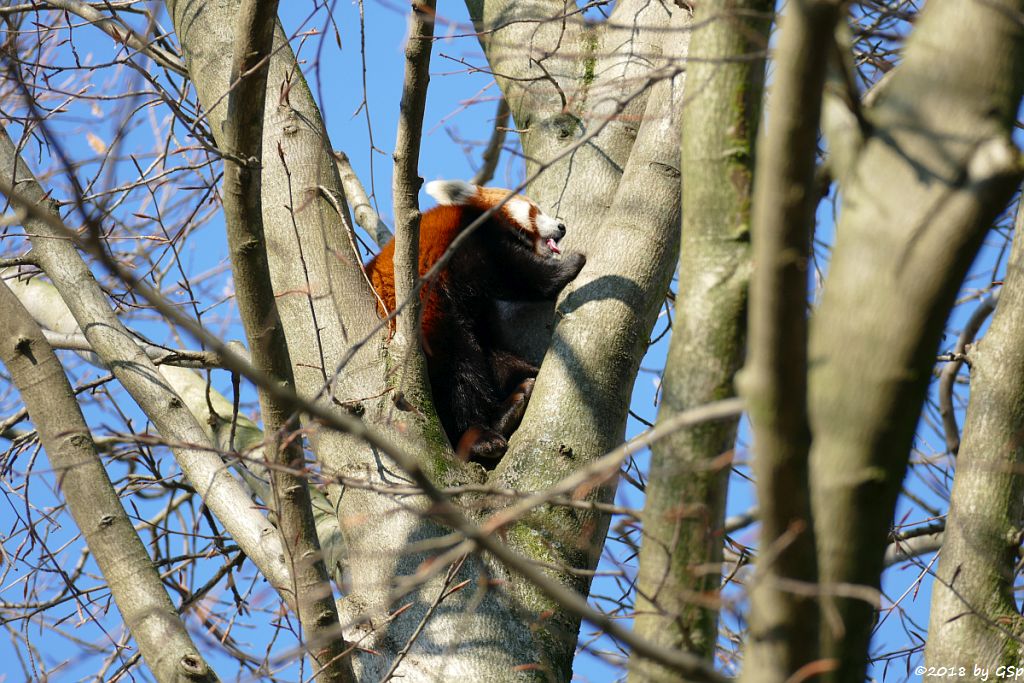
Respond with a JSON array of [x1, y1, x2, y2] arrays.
[[492, 377, 536, 437], [456, 426, 508, 462]]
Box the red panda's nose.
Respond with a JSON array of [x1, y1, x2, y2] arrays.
[[556, 222, 567, 237]]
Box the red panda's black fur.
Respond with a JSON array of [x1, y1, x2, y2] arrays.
[[366, 182, 586, 461]]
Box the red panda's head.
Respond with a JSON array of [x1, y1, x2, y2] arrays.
[[425, 180, 568, 258]]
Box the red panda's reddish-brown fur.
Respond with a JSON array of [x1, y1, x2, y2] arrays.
[[368, 205, 467, 351], [365, 181, 585, 462]]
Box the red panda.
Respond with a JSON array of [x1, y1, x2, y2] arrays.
[[366, 180, 586, 461]]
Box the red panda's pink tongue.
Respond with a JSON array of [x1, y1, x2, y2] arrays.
[[546, 238, 561, 254]]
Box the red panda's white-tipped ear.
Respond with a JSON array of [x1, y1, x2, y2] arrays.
[[425, 180, 477, 206]]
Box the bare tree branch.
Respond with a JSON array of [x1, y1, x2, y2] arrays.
[[927, 197, 1024, 667], [885, 530, 943, 568], [0, 147, 715, 678], [632, 3, 769, 675], [808, 0, 1024, 677], [36, 0, 187, 76], [489, 5, 692, 674], [487, 398, 744, 533], [334, 151, 392, 246], [0, 123, 295, 598], [821, 20, 867, 189], [938, 293, 998, 454], [221, 0, 353, 679], [5, 268, 351, 585], [470, 97, 510, 186], [42, 329, 227, 368], [739, 0, 839, 678], [0, 279, 217, 682], [390, 0, 437, 389]]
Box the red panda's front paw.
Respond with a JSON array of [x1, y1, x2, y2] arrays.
[[456, 426, 509, 462], [564, 251, 586, 278]]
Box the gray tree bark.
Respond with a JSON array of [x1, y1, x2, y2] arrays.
[[0, 125, 295, 598], [18, 0, 1024, 679], [925, 202, 1024, 667], [809, 1, 1024, 680], [164, 2, 529, 679], [739, 0, 837, 679], [464, 1, 699, 676], [220, 0, 352, 677]]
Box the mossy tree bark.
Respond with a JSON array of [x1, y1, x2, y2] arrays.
[[220, 0, 353, 677], [164, 0, 711, 678], [16, 0, 1024, 679], [630, 3, 771, 680], [465, 1, 705, 676], [164, 1, 531, 679]]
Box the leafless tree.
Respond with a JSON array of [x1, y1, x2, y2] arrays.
[[1, 1, 1023, 682]]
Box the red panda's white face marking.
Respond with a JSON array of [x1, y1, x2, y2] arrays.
[[425, 180, 568, 259], [490, 191, 566, 257], [505, 197, 533, 232]]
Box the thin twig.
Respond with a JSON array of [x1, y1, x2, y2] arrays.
[[38, 0, 187, 75], [470, 97, 510, 186], [483, 398, 744, 533], [938, 292, 999, 454], [381, 558, 467, 682]]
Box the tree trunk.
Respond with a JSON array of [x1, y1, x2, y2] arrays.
[[631, 2, 769, 680], [925, 203, 1024, 667], [739, 0, 835, 679], [809, 1, 1024, 680]]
